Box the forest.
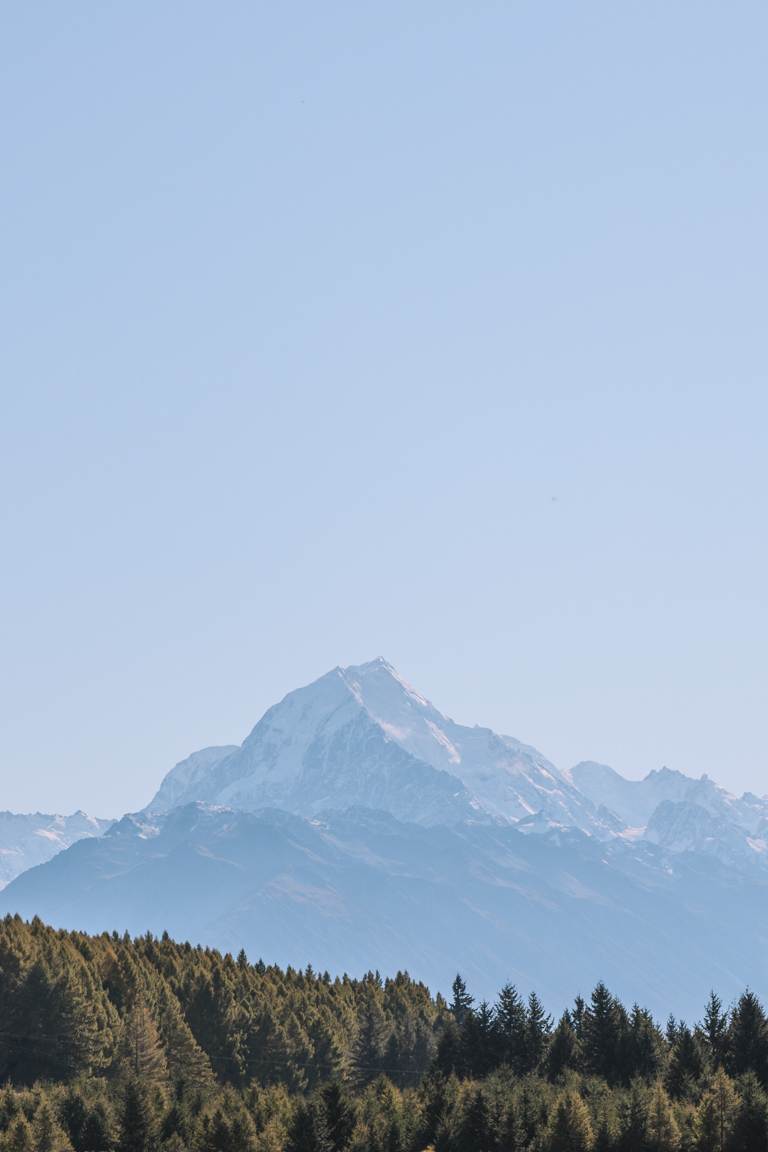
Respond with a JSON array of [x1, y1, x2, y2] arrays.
[[0, 915, 767, 1151]]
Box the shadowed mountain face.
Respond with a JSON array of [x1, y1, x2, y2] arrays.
[[2, 801, 767, 1019]]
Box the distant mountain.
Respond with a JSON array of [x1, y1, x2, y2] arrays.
[[568, 762, 694, 827], [3, 801, 768, 1019], [0, 811, 112, 889], [644, 800, 768, 868], [149, 746, 239, 813], [6, 658, 768, 1018], [570, 760, 768, 864], [146, 659, 610, 834]]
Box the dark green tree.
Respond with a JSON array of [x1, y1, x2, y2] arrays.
[[729, 992, 768, 1084], [729, 1072, 768, 1152], [524, 991, 552, 1073], [547, 1013, 579, 1082], [494, 984, 527, 1073], [322, 1080, 356, 1152], [701, 992, 730, 1070], [450, 976, 474, 1025], [117, 1079, 157, 1152]]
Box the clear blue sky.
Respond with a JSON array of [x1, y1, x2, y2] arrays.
[[2, 2, 766, 815]]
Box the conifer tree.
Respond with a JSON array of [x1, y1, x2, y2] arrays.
[[547, 1013, 579, 1081], [155, 982, 213, 1097], [59, 1087, 88, 1152], [696, 1069, 738, 1152], [666, 1025, 705, 1098], [81, 1103, 115, 1152], [461, 1001, 496, 1078], [618, 1083, 648, 1152], [455, 1088, 493, 1152], [117, 1079, 157, 1152], [494, 984, 527, 1073], [449, 976, 474, 1026], [115, 1000, 168, 1088], [32, 1102, 73, 1152], [322, 1080, 356, 1152], [546, 1090, 594, 1152], [701, 992, 729, 1070], [583, 983, 623, 1084], [351, 998, 388, 1088], [286, 1099, 333, 1152], [524, 991, 552, 1073], [626, 1005, 664, 1081], [4, 1114, 34, 1152], [729, 1072, 768, 1152], [497, 1099, 525, 1152], [729, 992, 768, 1084], [645, 1081, 679, 1152]]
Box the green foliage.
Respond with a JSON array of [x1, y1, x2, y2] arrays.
[[1, 917, 768, 1152]]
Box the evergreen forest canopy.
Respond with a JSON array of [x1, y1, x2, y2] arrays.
[[1, 917, 768, 1151]]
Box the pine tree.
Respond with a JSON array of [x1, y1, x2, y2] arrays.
[[322, 1081, 356, 1152], [449, 976, 474, 1026], [416, 1072, 459, 1152], [645, 1081, 679, 1152], [497, 1100, 525, 1152], [59, 1088, 88, 1152], [546, 1090, 594, 1152], [81, 1103, 115, 1152], [626, 1005, 664, 1081], [455, 1088, 493, 1152], [32, 1102, 73, 1152], [155, 982, 213, 1097], [196, 1110, 225, 1152], [115, 1000, 169, 1089], [461, 1001, 497, 1078], [701, 992, 729, 1070], [696, 1069, 738, 1152], [351, 998, 388, 1088], [524, 991, 552, 1073], [547, 1013, 579, 1081], [494, 984, 527, 1073], [583, 983, 623, 1084], [4, 1114, 34, 1152], [666, 1025, 704, 1098], [286, 1099, 333, 1152], [729, 1072, 768, 1152], [117, 1079, 157, 1152], [729, 992, 768, 1085], [618, 1083, 648, 1152]]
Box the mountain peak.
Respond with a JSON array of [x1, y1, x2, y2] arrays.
[[145, 659, 608, 834]]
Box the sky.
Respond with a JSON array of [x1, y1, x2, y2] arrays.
[[1, 2, 767, 815]]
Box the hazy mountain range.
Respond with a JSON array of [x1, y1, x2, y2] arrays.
[[2, 658, 767, 1016]]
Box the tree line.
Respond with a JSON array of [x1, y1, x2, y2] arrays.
[[1, 914, 768, 1150]]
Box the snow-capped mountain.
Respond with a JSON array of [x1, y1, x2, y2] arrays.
[[568, 762, 697, 827], [570, 760, 768, 840], [146, 659, 609, 833], [645, 800, 768, 868], [5, 658, 768, 1017], [149, 746, 239, 813], [0, 811, 112, 889]]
